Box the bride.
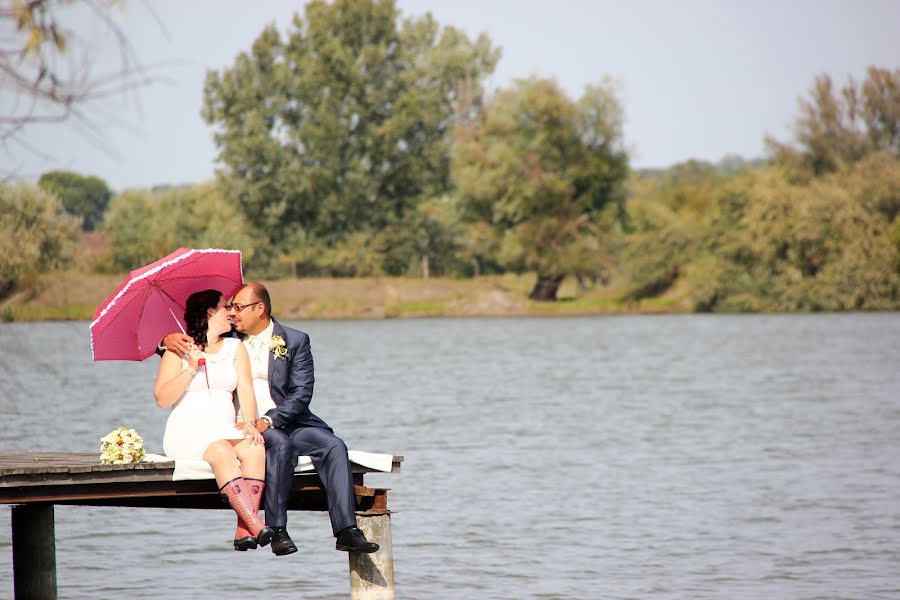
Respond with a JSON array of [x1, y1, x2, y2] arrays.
[[154, 288, 273, 550]]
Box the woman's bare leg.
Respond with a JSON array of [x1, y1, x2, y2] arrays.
[[203, 440, 241, 488], [232, 438, 266, 480]]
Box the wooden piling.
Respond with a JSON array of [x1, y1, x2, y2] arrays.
[[349, 512, 395, 600], [12, 504, 57, 600]]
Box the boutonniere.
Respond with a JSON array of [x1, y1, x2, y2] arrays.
[[269, 335, 288, 360]]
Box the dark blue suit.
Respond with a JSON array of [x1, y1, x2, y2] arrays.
[[258, 319, 356, 535]]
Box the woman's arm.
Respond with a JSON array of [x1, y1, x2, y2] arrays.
[[154, 349, 200, 408], [234, 343, 263, 443]]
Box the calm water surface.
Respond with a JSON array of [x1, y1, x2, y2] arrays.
[[0, 314, 898, 599]]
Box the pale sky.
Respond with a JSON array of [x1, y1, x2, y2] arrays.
[[6, 0, 900, 191]]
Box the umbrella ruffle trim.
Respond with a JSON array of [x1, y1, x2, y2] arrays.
[[89, 248, 243, 359]]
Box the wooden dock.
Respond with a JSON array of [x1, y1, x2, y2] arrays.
[[0, 452, 402, 600]]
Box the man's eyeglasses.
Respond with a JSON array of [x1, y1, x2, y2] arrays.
[[225, 301, 261, 313]]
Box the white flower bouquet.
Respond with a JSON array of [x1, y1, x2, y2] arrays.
[[99, 427, 145, 464]]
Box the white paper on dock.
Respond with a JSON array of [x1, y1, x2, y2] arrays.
[[142, 450, 394, 481]]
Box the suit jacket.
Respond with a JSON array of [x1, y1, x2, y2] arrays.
[[161, 320, 330, 434], [260, 318, 330, 434]]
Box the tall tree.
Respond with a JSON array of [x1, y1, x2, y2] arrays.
[[767, 66, 900, 177], [0, 181, 77, 302], [453, 77, 629, 300], [100, 183, 258, 271], [37, 170, 112, 231], [202, 0, 499, 259]]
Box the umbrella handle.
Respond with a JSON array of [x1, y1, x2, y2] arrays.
[[168, 307, 187, 335], [199, 358, 209, 389]]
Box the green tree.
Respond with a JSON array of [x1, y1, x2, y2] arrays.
[[100, 188, 162, 270], [37, 170, 112, 231], [453, 77, 629, 300], [454, 219, 503, 277], [890, 215, 900, 273], [838, 149, 900, 222], [0, 181, 78, 301], [373, 196, 466, 276], [202, 0, 499, 260], [692, 168, 899, 311], [615, 161, 732, 301], [100, 183, 258, 271], [768, 66, 900, 178], [276, 197, 465, 278], [616, 199, 700, 300]]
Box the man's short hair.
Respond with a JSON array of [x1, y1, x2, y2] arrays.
[[243, 282, 272, 317]]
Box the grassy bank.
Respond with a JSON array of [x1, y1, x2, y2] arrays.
[[0, 270, 694, 323]]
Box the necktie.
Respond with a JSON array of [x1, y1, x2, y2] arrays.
[[249, 337, 264, 378]]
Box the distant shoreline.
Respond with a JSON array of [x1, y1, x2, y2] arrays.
[[6, 270, 894, 324], [1, 271, 694, 323]]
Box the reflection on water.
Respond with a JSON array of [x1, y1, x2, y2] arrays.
[[1, 314, 899, 599]]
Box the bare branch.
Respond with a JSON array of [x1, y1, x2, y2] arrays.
[[0, 0, 168, 177]]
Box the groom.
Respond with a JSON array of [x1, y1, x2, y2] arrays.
[[163, 282, 378, 556]]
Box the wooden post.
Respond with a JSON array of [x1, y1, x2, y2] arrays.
[[349, 513, 394, 600], [12, 504, 57, 600]]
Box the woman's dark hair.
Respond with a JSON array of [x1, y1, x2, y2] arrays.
[[184, 289, 222, 350]]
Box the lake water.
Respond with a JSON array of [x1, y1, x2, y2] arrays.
[[1, 314, 899, 599]]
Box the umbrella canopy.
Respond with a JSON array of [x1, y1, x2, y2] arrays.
[[90, 248, 244, 361]]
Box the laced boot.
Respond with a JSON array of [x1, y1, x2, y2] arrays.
[[220, 477, 273, 548]]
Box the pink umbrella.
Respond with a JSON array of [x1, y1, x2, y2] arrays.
[[90, 247, 244, 361]]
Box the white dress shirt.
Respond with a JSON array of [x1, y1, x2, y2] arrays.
[[242, 320, 277, 417]]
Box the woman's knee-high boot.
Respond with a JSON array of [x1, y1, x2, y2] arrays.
[[221, 477, 273, 547], [232, 477, 256, 551], [233, 478, 267, 551]]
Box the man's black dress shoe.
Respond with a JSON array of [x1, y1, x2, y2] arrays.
[[335, 526, 379, 553], [271, 527, 298, 556]]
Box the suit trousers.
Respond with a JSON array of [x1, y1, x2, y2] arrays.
[[262, 425, 357, 535]]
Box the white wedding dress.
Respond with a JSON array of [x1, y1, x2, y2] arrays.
[[163, 337, 246, 459]]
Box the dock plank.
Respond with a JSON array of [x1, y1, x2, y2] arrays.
[[0, 451, 399, 513], [2, 451, 399, 599]]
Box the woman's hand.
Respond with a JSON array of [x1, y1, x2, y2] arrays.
[[240, 421, 264, 445], [186, 346, 203, 373]]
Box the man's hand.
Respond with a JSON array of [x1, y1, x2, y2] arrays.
[[162, 333, 194, 357], [255, 417, 270, 434]]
